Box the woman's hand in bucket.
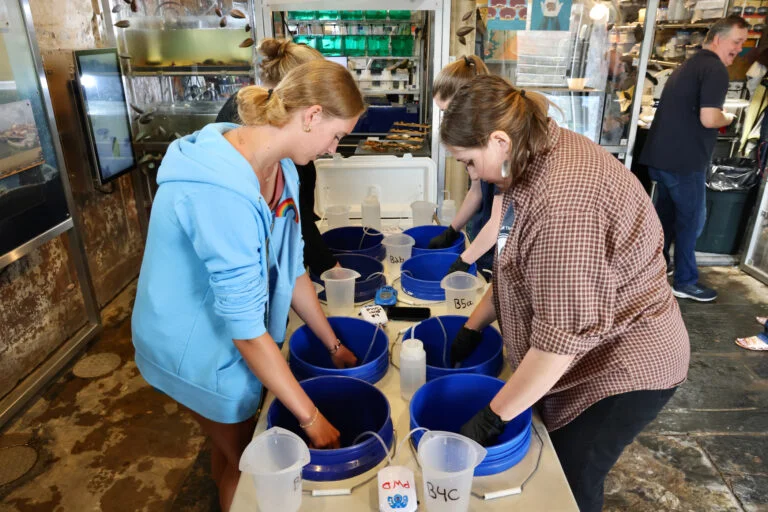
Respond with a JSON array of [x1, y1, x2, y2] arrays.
[[460, 404, 508, 447], [450, 326, 484, 366], [304, 411, 341, 449], [332, 344, 359, 369], [428, 225, 460, 248]]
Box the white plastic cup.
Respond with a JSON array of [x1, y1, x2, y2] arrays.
[[382, 233, 415, 276], [411, 200, 437, 226], [417, 431, 487, 512], [239, 427, 311, 512], [320, 267, 361, 316], [326, 205, 350, 229], [440, 272, 480, 316]]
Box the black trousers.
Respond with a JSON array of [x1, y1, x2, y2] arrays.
[[548, 388, 677, 512]]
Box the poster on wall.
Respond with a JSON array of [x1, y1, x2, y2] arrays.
[[485, 30, 519, 61], [487, 0, 528, 31], [530, 0, 572, 31], [0, 100, 44, 180]]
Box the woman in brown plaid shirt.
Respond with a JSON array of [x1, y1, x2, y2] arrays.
[[441, 75, 690, 512]]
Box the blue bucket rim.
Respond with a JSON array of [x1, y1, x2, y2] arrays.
[[404, 316, 503, 375], [404, 225, 465, 251], [267, 375, 393, 458], [322, 226, 384, 252], [400, 254, 477, 301]]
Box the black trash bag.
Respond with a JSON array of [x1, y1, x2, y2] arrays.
[[707, 158, 761, 192]]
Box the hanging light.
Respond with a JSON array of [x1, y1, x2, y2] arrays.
[[589, 2, 609, 20]]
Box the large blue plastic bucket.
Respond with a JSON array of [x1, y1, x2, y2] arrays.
[[400, 253, 477, 301], [310, 254, 385, 303], [404, 225, 465, 256], [402, 316, 503, 381], [267, 376, 394, 481], [322, 226, 385, 261], [289, 317, 389, 384], [410, 374, 532, 476]]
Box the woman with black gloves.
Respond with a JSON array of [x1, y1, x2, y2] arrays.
[[217, 38, 339, 275], [441, 75, 690, 512]]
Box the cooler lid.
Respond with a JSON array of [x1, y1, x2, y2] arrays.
[[314, 154, 437, 219]]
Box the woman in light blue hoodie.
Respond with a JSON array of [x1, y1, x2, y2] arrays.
[[131, 60, 365, 510]]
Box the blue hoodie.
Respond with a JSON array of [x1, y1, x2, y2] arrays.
[[131, 123, 305, 423]]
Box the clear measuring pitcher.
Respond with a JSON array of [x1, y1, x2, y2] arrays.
[[239, 427, 311, 512], [440, 272, 481, 316], [382, 233, 415, 276], [417, 430, 487, 512], [320, 267, 361, 316], [411, 201, 437, 227], [326, 204, 350, 229]]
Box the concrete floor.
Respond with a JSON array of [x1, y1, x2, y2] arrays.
[[0, 267, 766, 511]]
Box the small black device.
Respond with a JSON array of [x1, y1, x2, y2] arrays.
[[386, 306, 431, 322]]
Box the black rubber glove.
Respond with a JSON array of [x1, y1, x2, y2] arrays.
[[450, 326, 483, 367], [428, 225, 460, 249], [448, 255, 471, 275], [460, 404, 508, 447]]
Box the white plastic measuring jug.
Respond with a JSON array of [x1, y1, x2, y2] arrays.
[[326, 204, 350, 229], [417, 430, 487, 512], [440, 272, 481, 316], [239, 427, 311, 512], [320, 267, 361, 316], [411, 201, 437, 226], [382, 233, 415, 276]]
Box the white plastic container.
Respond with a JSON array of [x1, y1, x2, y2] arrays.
[[320, 267, 361, 316], [400, 338, 426, 400], [439, 199, 456, 226], [440, 272, 480, 316], [417, 431, 487, 512], [239, 427, 311, 512], [411, 200, 437, 226], [326, 205, 350, 229], [361, 186, 382, 230], [382, 233, 415, 276]]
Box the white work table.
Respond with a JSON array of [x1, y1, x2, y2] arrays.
[[230, 307, 578, 511]]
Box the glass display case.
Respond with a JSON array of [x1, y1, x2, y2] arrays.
[[0, 0, 99, 428], [102, 0, 257, 200], [255, 0, 451, 179], [467, 0, 660, 161]]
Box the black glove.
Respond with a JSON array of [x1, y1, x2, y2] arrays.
[[448, 255, 471, 275], [450, 326, 483, 367], [428, 225, 460, 249], [460, 404, 508, 447]]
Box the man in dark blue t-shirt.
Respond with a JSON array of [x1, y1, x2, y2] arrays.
[[640, 15, 747, 302]]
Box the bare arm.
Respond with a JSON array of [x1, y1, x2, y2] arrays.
[[291, 273, 358, 367], [459, 193, 502, 265], [490, 347, 575, 421], [465, 284, 497, 331], [234, 334, 340, 448], [700, 107, 734, 129], [450, 179, 483, 231]]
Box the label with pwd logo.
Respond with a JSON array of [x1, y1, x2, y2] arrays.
[[378, 465, 417, 511]]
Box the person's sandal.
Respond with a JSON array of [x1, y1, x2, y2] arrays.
[[735, 332, 768, 351]]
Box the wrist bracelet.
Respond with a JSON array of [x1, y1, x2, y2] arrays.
[[328, 339, 341, 355], [300, 407, 319, 429]]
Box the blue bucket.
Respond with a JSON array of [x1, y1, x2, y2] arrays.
[[410, 374, 532, 476], [310, 254, 386, 303], [404, 225, 465, 256], [322, 226, 385, 261], [402, 316, 503, 381], [289, 317, 390, 384], [400, 253, 477, 301], [268, 376, 394, 481]]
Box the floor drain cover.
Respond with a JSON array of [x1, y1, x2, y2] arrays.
[[0, 445, 37, 485], [73, 353, 122, 379]]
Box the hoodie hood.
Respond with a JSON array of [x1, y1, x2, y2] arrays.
[[158, 123, 264, 209]]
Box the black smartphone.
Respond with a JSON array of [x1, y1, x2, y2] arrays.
[[387, 306, 431, 321]]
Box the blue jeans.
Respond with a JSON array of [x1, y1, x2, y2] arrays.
[[649, 168, 707, 287]]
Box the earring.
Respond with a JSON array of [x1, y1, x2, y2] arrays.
[[303, 124, 311, 133], [501, 160, 511, 178]]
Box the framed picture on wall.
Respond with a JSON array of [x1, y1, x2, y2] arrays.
[[0, 100, 44, 180]]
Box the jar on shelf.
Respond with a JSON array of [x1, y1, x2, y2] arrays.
[[288, 11, 316, 20], [367, 35, 390, 56], [317, 10, 340, 20], [391, 35, 414, 57]]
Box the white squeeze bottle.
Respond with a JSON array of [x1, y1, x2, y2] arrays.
[[361, 186, 382, 230], [439, 190, 456, 226], [400, 338, 426, 400]]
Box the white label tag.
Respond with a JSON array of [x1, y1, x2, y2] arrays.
[[361, 305, 388, 325], [378, 465, 417, 511]]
